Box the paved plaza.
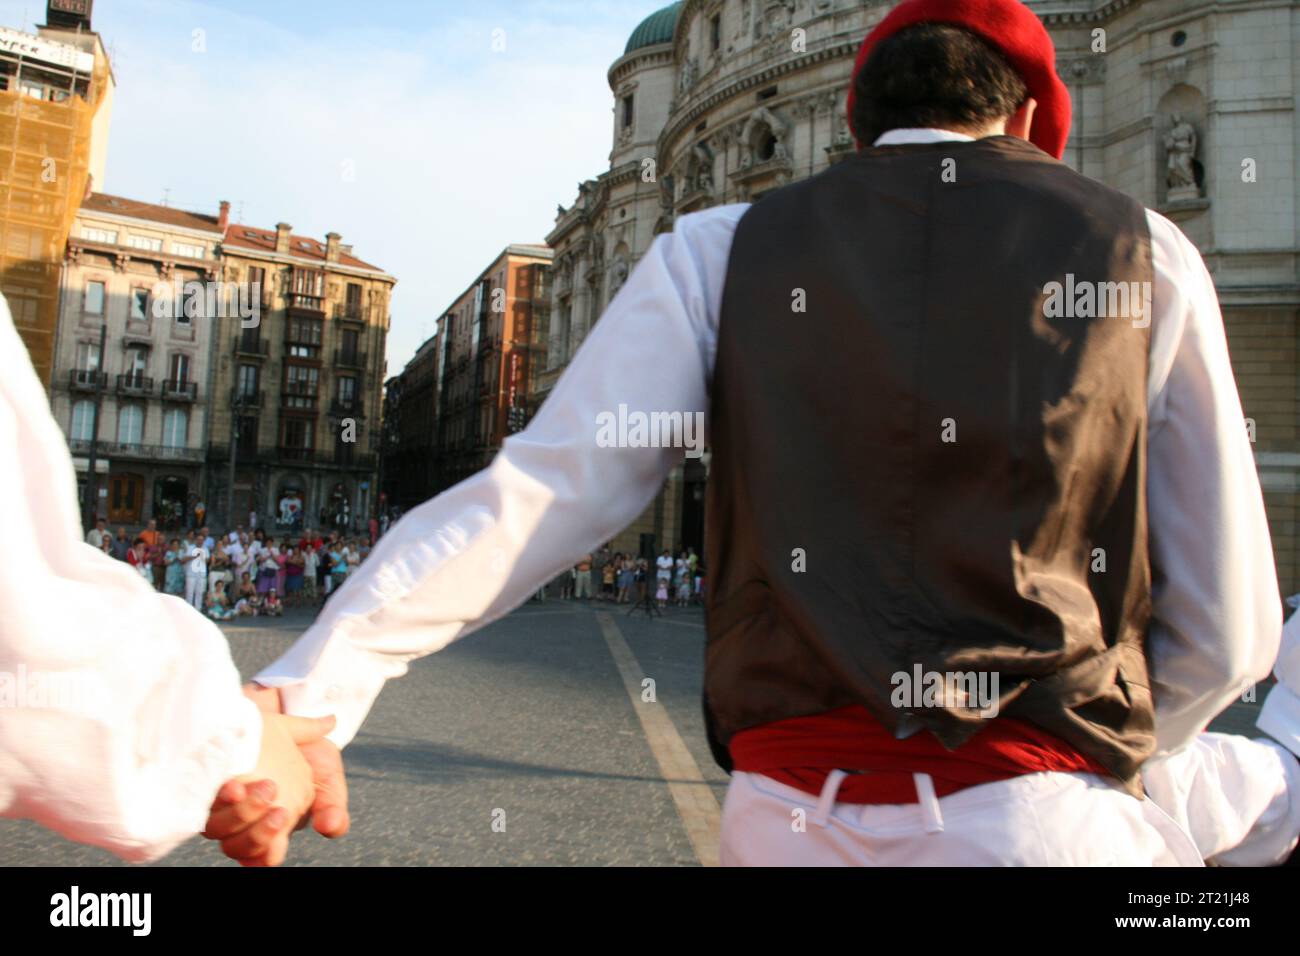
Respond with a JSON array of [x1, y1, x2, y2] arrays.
[[0, 600, 1272, 866]]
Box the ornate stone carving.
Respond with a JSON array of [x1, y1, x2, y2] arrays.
[[1059, 56, 1106, 85], [758, 0, 795, 40], [678, 56, 698, 95]]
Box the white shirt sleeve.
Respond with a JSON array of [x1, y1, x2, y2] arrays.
[[1143, 209, 1282, 756], [255, 204, 749, 745], [0, 295, 262, 863]]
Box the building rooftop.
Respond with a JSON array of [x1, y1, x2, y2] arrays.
[[81, 192, 223, 233], [624, 2, 682, 54], [222, 224, 386, 274]]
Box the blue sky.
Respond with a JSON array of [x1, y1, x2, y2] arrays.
[[0, 0, 668, 371]]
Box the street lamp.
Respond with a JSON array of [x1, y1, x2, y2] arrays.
[[81, 319, 107, 529], [226, 390, 247, 529]]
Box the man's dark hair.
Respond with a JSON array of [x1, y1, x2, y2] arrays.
[[850, 23, 1029, 147]]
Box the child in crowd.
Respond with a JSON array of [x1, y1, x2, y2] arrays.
[[206, 580, 236, 621], [262, 588, 283, 618]]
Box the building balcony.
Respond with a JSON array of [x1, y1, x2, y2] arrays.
[[333, 302, 369, 324], [277, 445, 316, 462], [160, 379, 198, 402], [234, 335, 269, 358], [283, 335, 322, 361], [334, 348, 367, 369], [231, 388, 264, 409], [116, 373, 153, 397], [66, 438, 204, 464], [329, 398, 363, 418], [68, 369, 106, 392], [285, 292, 325, 314], [330, 448, 377, 470], [281, 386, 319, 410]]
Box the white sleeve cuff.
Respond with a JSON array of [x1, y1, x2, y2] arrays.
[[253, 628, 391, 748]]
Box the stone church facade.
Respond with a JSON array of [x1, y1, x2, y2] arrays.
[[541, 0, 1300, 589]]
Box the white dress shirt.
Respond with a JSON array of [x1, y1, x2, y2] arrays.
[[0, 296, 262, 863]]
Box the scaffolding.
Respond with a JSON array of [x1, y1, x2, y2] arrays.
[[0, 31, 108, 385]]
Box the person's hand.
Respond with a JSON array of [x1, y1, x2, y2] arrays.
[[242, 683, 350, 839], [205, 709, 335, 866], [204, 684, 349, 864]]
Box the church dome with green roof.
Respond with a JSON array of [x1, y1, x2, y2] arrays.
[[624, 2, 683, 55]]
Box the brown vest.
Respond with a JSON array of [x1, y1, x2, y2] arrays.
[[704, 136, 1155, 794]]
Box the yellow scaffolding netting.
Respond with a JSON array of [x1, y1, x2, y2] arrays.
[[0, 52, 109, 385]]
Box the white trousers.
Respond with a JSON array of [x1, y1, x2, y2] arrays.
[[184, 573, 206, 610], [720, 769, 1203, 866], [719, 732, 1300, 866]]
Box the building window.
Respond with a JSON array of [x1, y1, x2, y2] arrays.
[[621, 94, 634, 129], [76, 340, 101, 371], [710, 14, 721, 53], [169, 353, 191, 385], [248, 265, 267, 305], [161, 408, 188, 448], [125, 347, 147, 383], [291, 268, 324, 297], [345, 282, 362, 317], [84, 280, 105, 315], [128, 235, 163, 252], [285, 365, 319, 408], [130, 288, 150, 322], [282, 417, 314, 450], [237, 364, 259, 400], [80, 227, 118, 244], [340, 327, 360, 361], [70, 399, 95, 441], [117, 405, 144, 445], [177, 283, 206, 325], [288, 316, 322, 358], [337, 375, 357, 408], [172, 241, 205, 259]]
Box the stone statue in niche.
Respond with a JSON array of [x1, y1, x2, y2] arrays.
[[1164, 113, 1200, 199], [608, 257, 629, 295]]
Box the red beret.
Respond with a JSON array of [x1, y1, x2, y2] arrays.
[[846, 0, 1071, 160]]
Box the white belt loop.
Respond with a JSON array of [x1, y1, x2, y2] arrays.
[[811, 769, 849, 828], [913, 773, 945, 834]]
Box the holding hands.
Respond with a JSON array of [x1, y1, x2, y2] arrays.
[[203, 684, 350, 866]]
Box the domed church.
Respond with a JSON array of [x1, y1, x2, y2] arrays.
[[540, 0, 1300, 587]]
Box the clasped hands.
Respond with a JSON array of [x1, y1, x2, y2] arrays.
[[202, 683, 350, 866]]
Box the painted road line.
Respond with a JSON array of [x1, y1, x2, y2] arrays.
[[596, 611, 721, 866]]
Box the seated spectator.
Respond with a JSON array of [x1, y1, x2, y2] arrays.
[[234, 572, 261, 616], [263, 588, 283, 618], [205, 580, 237, 622]]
